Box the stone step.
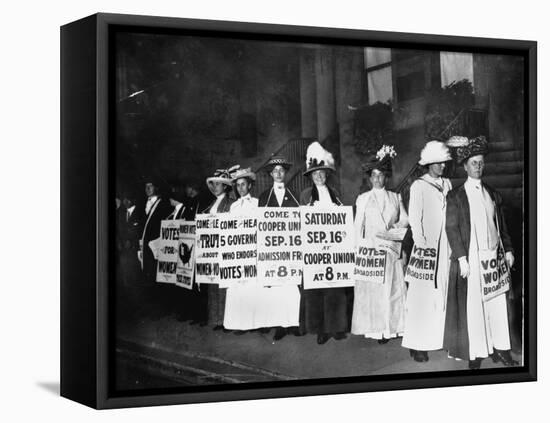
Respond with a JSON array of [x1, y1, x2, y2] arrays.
[[485, 149, 524, 163], [483, 161, 524, 175], [488, 140, 523, 153]]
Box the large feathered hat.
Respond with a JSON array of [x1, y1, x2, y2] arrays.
[[303, 141, 336, 176], [362, 144, 397, 173], [206, 168, 233, 190], [455, 136, 489, 164]]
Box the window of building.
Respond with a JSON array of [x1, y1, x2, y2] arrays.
[[364, 47, 393, 105], [440, 51, 474, 87]]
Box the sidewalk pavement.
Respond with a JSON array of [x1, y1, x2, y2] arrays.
[[115, 303, 522, 390]]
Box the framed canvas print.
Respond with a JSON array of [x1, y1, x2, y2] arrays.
[[60, 12, 537, 409]]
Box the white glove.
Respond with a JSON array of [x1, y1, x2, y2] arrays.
[[506, 251, 515, 269], [458, 257, 470, 278]]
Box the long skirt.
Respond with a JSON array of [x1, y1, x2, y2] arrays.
[[207, 285, 226, 326], [466, 245, 511, 359], [224, 285, 300, 330], [351, 256, 406, 339], [300, 287, 352, 334]]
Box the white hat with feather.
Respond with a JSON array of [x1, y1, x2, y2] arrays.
[[303, 141, 336, 176]]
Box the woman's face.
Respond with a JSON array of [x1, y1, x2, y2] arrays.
[[428, 162, 446, 177], [210, 181, 225, 196], [369, 169, 386, 189], [235, 178, 251, 198], [270, 165, 286, 183], [311, 169, 327, 187]]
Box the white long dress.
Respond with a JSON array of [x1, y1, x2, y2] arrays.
[[223, 194, 300, 330], [351, 188, 409, 339], [402, 174, 452, 351], [463, 177, 511, 359]]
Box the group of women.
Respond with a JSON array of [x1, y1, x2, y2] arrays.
[[195, 138, 516, 368]]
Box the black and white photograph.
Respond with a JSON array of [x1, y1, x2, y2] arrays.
[[111, 25, 529, 392]]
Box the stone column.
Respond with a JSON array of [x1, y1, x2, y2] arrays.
[[299, 49, 317, 138]]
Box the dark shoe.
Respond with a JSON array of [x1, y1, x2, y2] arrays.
[[491, 349, 519, 366], [469, 358, 483, 369], [213, 325, 223, 331], [412, 350, 429, 362], [233, 330, 247, 336], [317, 334, 330, 345], [288, 327, 305, 336], [273, 327, 287, 341], [199, 320, 208, 327], [333, 332, 347, 340], [377, 338, 390, 344], [258, 327, 270, 334], [222, 328, 232, 333]]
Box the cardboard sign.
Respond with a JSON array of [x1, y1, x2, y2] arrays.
[[156, 220, 180, 284], [404, 244, 439, 286], [217, 214, 258, 288], [256, 207, 302, 287], [479, 245, 511, 302], [301, 206, 356, 289], [354, 241, 387, 284], [194, 214, 221, 284], [176, 221, 196, 290]]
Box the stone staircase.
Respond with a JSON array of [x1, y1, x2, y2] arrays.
[[447, 139, 524, 208]]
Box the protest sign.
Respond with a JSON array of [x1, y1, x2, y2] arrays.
[[256, 207, 302, 286], [479, 245, 511, 302], [404, 244, 439, 286], [354, 240, 387, 284], [194, 214, 221, 284], [176, 221, 196, 290], [217, 214, 258, 288], [301, 206, 356, 289], [156, 220, 180, 284]]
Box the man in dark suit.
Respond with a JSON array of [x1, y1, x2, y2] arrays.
[[444, 136, 518, 370], [139, 178, 173, 287]]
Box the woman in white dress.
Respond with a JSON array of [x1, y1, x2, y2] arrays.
[[352, 145, 409, 343], [223, 165, 300, 339], [402, 141, 452, 362]]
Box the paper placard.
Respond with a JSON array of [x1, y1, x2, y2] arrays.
[[301, 206, 356, 289], [156, 220, 180, 284], [256, 207, 302, 287], [176, 221, 196, 290], [217, 214, 258, 288]]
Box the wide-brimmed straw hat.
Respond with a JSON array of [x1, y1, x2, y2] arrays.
[[229, 165, 256, 182], [455, 136, 489, 164], [206, 168, 233, 190], [418, 141, 452, 166], [303, 141, 336, 176]]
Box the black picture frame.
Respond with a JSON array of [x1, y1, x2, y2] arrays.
[[60, 12, 537, 409]]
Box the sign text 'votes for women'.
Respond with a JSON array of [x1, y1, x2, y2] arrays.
[[156, 219, 180, 284]]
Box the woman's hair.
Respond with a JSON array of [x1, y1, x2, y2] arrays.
[[232, 177, 254, 198]]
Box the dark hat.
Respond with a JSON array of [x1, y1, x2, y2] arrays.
[[361, 145, 397, 174], [456, 136, 489, 164], [263, 155, 293, 172]]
